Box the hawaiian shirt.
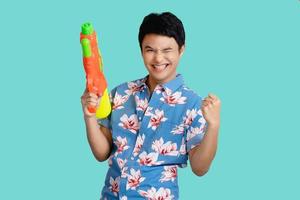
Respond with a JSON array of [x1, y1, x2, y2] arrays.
[[98, 74, 207, 200]]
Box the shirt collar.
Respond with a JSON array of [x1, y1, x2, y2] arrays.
[[161, 74, 184, 92], [137, 74, 184, 93]]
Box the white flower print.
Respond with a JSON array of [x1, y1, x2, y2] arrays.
[[108, 154, 114, 166], [138, 187, 174, 200], [117, 158, 128, 178], [117, 158, 127, 169], [197, 108, 204, 117], [152, 138, 179, 156], [179, 137, 186, 155], [171, 123, 185, 135], [197, 109, 207, 130], [120, 196, 127, 200], [182, 86, 191, 91], [147, 109, 167, 130], [121, 167, 128, 178], [109, 176, 120, 196], [154, 85, 164, 94], [183, 109, 198, 127], [133, 134, 145, 157], [135, 96, 149, 112], [160, 166, 177, 182], [125, 81, 144, 95], [118, 114, 140, 134], [160, 88, 186, 106], [198, 114, 206, 125], [137, 151, 164, 166], [126, 168, 146, 190], [114, 136, 129, 155], [145, 107, 153, 116], [113, 92, 129, 110], [187, 126, 205, 142]]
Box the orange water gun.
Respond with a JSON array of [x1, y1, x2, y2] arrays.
[[80, 22, 111, 119]]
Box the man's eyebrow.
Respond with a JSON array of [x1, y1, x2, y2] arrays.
[[144, 45, 153, 49], [144, 46, 173, 50]]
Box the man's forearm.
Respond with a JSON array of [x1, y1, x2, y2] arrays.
[[190, 125, 219, 176], [84, 116, 111, 161]]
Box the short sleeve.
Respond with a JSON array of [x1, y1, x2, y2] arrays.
[[97, 87, 117, 130], [185, 99, 207, 152], [97, 114, 111, 130]]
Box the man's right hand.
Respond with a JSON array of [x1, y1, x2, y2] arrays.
[[81, 88, 101, 118]]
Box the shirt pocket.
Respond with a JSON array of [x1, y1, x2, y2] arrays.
[[156, 121, 184, 142]]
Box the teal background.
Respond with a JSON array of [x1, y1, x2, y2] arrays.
[[0, 0, 299, 199]]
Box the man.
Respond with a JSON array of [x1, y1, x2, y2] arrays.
[[81, 12, 221, 200]]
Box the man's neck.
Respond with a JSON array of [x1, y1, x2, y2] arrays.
[[146, 74, 177, 94], [146, 77, 156, 94]]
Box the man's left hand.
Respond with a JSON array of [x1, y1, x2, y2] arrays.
[[201, 93, 221, 129]]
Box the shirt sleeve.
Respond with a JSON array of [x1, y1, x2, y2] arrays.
[[185, 98, 207, 152], [97, 87, 117, 130]]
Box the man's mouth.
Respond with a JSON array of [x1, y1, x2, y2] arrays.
[[152, 63, 169, 72]]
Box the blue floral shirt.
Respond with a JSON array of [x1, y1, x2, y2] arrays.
[[98, 74, 207, 200]]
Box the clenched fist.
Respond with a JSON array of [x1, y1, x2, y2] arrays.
[[81, 89, 102, 118], [201, 93, 221, 128]]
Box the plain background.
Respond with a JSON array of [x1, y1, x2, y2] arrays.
[[1, 0, 299, 199]]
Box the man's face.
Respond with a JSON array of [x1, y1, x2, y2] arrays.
[[141, 34, 184, 84]]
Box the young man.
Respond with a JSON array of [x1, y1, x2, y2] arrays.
[[81, 12, 221, 200]]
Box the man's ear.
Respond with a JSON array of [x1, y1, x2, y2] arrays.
[[179, 45, 185, 57]]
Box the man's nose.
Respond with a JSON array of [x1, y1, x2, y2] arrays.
[[154, 52, 164, 63]]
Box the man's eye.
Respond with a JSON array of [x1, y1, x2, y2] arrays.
[[146, 49, 154, 52], [162, 49, 172, 53]]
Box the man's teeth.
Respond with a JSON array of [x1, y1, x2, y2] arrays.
[[153, 64, 168, 70]]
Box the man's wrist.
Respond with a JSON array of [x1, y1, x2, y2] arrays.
[[84, 115, 97, 121], [206, 122, 220, 132]]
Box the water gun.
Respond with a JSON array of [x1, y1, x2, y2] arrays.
[[80, 22, 111, 119]]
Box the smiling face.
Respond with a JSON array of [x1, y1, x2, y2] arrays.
[[141, 34, 185, 89]]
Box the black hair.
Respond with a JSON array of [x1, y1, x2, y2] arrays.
[[138, 12, 185, 50]]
